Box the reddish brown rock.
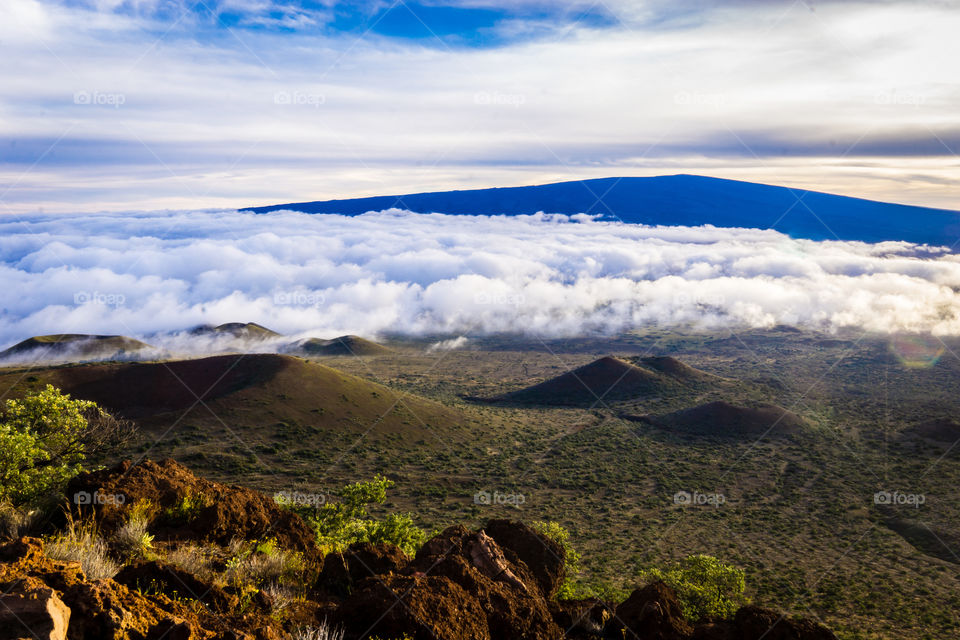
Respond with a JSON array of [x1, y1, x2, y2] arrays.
[[0, 580, 71, 640], [0, 537, 285, 640], [406, 525, 562, 640], [483, 519, 566, 600], [732, 606, 837, 640], [114, 560, 238, 613], [692, 621, 737, 640], [466, 530, 528, 593], [60, 580, 195, 640], [604, 581, 693, 640], [316, 542, 408, 597], [64, 459, 317, 557], [551, 597, 613, 639], [335, 574, 491, 640]]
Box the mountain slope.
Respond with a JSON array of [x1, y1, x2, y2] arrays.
[[0, 354, 465, 443], [288, 335, 391, 356], [633, 356, 726, 384], [645, 400, 808, 437], [0, 334, 152, 362], [496, 356, 683, 406], [189, 322, 281, 340], [902, 417, 960, 443], [242, 175, 960, 245]]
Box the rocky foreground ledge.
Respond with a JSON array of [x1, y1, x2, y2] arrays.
[[0, 459, 838, 640]]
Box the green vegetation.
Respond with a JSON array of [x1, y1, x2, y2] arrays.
[[641, 554, 747, 621], [116, 499, 156, 558], [281, 476, 429, 556], [162, 491, 210, 524], [4, 330, 960, 637], [532, 521, 583, 598], [0, 385, 98, 505], [223, 537, 304, 588]]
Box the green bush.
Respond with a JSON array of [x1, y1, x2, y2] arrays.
[[531, 521, 582, 599], [0, 386, 97, 505], [115, 499, 156, 558], [162, 491, 210, 524], [640, 554, 746, 621], [281, 476, 428, 556], [0, 385, 134, 507]]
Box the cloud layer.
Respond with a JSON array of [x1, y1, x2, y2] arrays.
[[2, 210, 960, 354]]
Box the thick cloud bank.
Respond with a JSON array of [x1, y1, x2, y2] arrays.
[[1, 209, 959, 352]]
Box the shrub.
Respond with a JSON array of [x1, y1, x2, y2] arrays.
[[45, 519, 119, 580], [0, 385, 134, 506], [640, 554, 746, 621], [115, 499, 156, 558], [261, 581, 297, 616], [224, 537, 304, 588], [292, 621, 345, 640], [161, 491, 210, 524], [531, 521, 582, 599], [340, 513, 429, 556], [164, 543, 217, 582], [281, 476, 428, 556]]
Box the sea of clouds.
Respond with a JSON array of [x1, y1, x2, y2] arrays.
[[1, 208, 959, 355]]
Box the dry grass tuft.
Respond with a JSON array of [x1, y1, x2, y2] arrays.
[[45, 519, 119, 580]]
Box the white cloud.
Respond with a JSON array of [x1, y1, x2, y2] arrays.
[[2, 210, 960, 357], [427, 336, 470, 352]]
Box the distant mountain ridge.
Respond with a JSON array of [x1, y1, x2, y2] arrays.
[[0, 324, 394, 364], [242, 174, 960, 246], [0, 334, 152, 361]]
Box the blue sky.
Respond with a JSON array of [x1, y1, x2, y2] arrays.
[[58, 0, 619, 43], [1, 0, 958, 213]]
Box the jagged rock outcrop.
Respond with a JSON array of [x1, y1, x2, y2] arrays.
[[0, 459, 839, 640], [604, 581, 693, 640], [730, 606, 837, 640], [602, 582, 838, 640], [483, 518, 566, 599], [64, 459, 318, 557], [0, 537, 285, 640], [334, 574, 492, 640], [334, 521, 565, 640], [316, 542, 409, 598], [0, 578, 71, 640]]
